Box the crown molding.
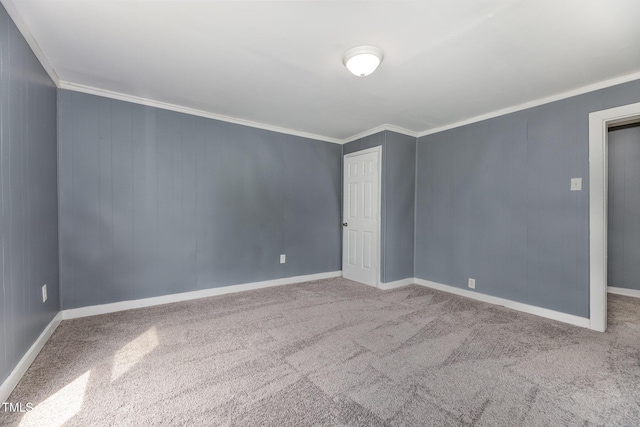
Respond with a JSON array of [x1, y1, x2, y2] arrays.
[[58, 69, 640, 144], [60, 80, 420, 145], [1, 0, 59, 85], [55, 67, 640, 145], [59, 81, 420, 145], [58, 81, 343, 145], [383, 124, 419, 139], [341, 124, 418, 144], [341, 124, 390, 144], [417, 70, 640, 138], [334, 70, 640, 143]]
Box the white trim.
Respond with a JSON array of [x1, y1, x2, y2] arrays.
[[342, 146, 383, 288], [47, 74, 640, 147], [58, 81, 342, 145], [57, 69, 640, 145], [0, 312, 62, 403], [589, 101, 640, 333], [414, 279, 591, 329], [62, 271, 342, 320], [59, 82, 420, 146], [343, 145, 383, 158], [608, 286, 640, 299], [58, 70, 640, 145], [418, 71, 640, 138], [342, 124, 418, 144], [0, 0, 59, 85], [378, 278, 414, 290]]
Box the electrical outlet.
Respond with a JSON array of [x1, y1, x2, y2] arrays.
[[42, 284, 47, 303], [570, 178, 582, 191], [468, 278, 476, 289], [280, 254, 286, 264]]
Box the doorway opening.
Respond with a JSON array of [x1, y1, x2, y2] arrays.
[[589, 101, 640, 332], [607, 123, 640, 298]]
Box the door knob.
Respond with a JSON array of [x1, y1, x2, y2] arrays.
[[342, 222, 348, 227]]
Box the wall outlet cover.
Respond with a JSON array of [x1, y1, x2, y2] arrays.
[[280, 254, 286, 264], [42, 284, 47, 303], [570, 177, 582, 191], [468, 278, 476, 289]]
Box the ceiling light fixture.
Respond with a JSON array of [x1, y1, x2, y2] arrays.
[[343, 46, 383, 77]]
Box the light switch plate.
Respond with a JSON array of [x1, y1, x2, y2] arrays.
[[570, 178, 582, 191]]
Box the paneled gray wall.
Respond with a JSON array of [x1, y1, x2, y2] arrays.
[[608, 124, 640, 291], [416, 79, 640, 318], [343, 130, 415, 283], [0, 5, 59, 386], [383, 132, 415, 282], [58, 90, 342, 309]]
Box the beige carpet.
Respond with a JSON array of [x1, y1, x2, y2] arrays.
[[2, 278, 640, 426]]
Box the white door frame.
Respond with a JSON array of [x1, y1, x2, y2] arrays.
[[343, 146, 382, 287], [589, 101, 640, 332]]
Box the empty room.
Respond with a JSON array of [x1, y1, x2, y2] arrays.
[[2, 0, 640, 425]]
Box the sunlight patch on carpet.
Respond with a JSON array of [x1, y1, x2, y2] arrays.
[[19, 370, 91, 427], [111, 326, 159, 382]]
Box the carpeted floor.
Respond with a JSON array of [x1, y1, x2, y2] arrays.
[[2, 278, 640, 426]]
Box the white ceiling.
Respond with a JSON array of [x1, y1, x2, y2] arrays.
[[6, 0, 640, 141]]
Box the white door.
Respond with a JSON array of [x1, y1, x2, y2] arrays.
[[343, 147, 381, 287]]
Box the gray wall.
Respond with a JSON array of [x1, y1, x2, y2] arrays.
[[0, 4, 59, 386], [383, 132, 415, 282], [608, 124, 640, 291], [58, 90, 342, 309], [343, 130, 415, 283], [416, 79, 640, 318]]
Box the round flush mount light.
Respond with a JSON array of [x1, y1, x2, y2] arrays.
[[343, 46, 383, 77]]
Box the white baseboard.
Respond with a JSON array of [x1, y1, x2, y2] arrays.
[[0, 312, 62, 403], [608, 286, 640, 299], [62, 271, 342, 320], [414, 279, 591, 329], [378, 278, 414, 290]]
